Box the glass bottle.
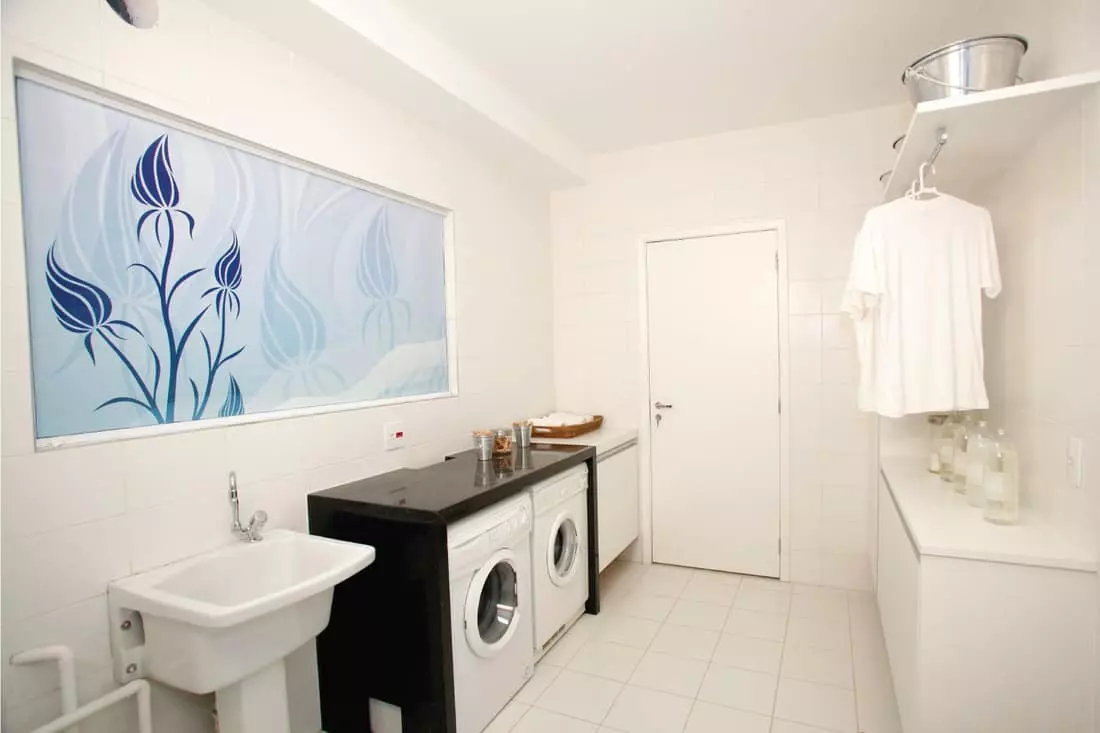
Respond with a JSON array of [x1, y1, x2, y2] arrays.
[[983, 429, 1020, 525], [965, 420, 992, 507], [950, 414, 976, 492], [938, 412, 963, 481], [927, 414, 948, 474]]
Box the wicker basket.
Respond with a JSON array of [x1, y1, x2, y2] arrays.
[[530, 415, 603, 439]]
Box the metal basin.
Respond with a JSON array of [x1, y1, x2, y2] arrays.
[[903, 35, 1028, 105]]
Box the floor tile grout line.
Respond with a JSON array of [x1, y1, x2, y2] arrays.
[[683, 696, 701, 733], [770, 594, 795, 722], [515, 686, 623, 731], [847, 588, 861, 733], [677, 563, 716, 732], [527, 666, 626, 727]]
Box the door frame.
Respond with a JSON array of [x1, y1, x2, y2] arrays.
[[636, 220, 791, 581]]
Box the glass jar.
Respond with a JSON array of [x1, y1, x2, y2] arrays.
[[965, 420, 992, 507], [938, 412, 963, 481], [492, 428, 513, 456], [927, 414, 948, 474], [950, 414, 976, 492], [983, 429, 1020, 525]]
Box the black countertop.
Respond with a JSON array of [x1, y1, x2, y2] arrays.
[[308, 443, 595, 523]]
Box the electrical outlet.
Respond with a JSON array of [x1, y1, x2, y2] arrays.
[[1067, 436, 1084, 488], [384, 422, 406, 451]]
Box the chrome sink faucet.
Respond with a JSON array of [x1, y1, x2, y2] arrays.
[[228, 471, 268, 542]]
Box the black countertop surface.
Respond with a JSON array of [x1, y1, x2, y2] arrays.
[[308, 443, 595, 523]]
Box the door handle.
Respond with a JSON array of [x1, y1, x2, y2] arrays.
[[654, 401, 673, 410]]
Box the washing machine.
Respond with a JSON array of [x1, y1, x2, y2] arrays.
[[447, 492, 534, 733], [531, 465, 590, 652]]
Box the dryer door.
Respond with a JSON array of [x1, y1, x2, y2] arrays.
[[464, 549, 521, 658], [547, 512, 582, 588]]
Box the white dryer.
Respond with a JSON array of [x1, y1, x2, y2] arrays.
[[531, 465, 590, 652], [447, 492, 534, 733]]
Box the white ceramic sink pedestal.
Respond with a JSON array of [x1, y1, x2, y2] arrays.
[[108, 530, 375, 733]]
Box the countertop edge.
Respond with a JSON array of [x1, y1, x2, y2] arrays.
[[306, 491, 449, 524], [915, 543, 1099, 572], [308, 445, 596, 526], [880, 456, 1098, 574]]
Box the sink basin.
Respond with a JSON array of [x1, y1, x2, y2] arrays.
[[108, 530, 374, 733]]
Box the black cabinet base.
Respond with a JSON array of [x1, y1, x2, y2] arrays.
[[309, 445, 598, 733]]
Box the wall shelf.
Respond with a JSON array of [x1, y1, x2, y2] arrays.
[[884, 70, 1100, 200]]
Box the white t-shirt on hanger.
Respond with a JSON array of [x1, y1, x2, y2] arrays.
[[841, 193, 1001, 417]]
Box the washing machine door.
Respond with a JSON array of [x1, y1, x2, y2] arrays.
[[547, 512, 582, 588], [464, 549, 521, 658]]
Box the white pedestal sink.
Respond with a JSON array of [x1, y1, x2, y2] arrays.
[[108, 530, 375, 733]]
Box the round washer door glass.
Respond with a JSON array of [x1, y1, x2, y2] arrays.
[[475, 560, 518, 645], [549, 516, 580, 585]]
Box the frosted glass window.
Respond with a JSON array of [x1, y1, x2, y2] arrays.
[[15, 74, 454, 444]]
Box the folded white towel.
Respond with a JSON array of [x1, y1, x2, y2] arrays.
[[530, 412, 594, 427]]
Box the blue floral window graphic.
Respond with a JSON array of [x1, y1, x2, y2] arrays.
[[15, 76, 451, 442]]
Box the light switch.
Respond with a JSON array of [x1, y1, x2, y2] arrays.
[[1068, 436, 1084, 488], [384, 422, 406, 451]]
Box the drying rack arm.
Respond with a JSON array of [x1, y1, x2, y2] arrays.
[[11, 645, 153, 733], [926, 127, 949, 167], [27, 679, 152, 733], [10, 646, 79, 733]]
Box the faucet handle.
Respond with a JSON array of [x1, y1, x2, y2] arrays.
[[247, 510, 268, 541]]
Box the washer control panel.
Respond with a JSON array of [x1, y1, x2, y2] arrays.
[[489, 505, 530, 543], [533, 465, 589, 514]]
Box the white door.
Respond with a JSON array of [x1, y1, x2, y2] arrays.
[[647, 230, 781, 577]]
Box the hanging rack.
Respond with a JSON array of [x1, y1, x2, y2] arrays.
[[924, 127, 949, 167], [907, 127, 948, 198], [883, 126, 950, 193]]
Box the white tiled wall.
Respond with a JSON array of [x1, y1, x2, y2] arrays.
[[982, 95, 1100, 523], [0, 1, 556, 731], [550, 104, 911, 590], [975, 2, 1100, 721]]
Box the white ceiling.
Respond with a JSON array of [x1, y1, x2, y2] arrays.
[[396, 0, 1042, 153]]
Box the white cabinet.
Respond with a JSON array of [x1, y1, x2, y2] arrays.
[[876, 462, 1098, 733], [596, 443, 639, 571], [876, 476, 920, 732]]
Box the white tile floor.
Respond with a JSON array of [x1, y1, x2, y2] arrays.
[[485, 560, 902, 733]]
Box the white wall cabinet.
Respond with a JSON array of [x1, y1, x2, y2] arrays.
[[876, 461, 1098, 733], [596, 443, 640, 571]]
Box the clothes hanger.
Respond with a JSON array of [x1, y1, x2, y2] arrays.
[[912, 161, 940, 200], [899, 128, 949, 201], [905, 173, 921, 199]]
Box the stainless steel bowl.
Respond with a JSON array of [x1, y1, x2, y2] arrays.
[[902, 34, 1028, 105]]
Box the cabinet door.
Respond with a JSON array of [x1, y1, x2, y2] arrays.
[[876, 475, 920, 732], [596, 445, 640, 571]]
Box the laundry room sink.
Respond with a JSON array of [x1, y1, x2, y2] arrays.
[[108, 530, 374, 733]]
